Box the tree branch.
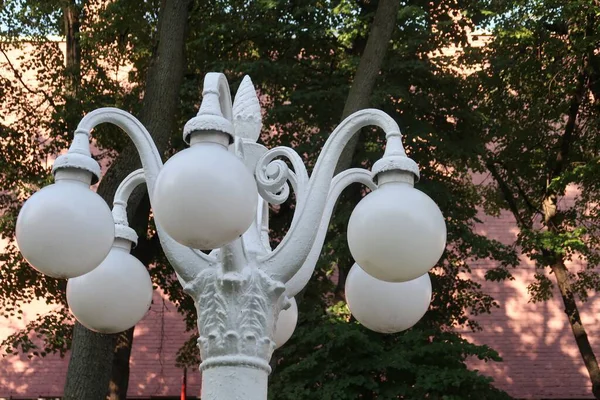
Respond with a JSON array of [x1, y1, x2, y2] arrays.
[[496, 159, 543, 215], [550, 256, 600, 398], [550, 66, 586, 181], [485, 158, 527, 228], [0, 47, 58, 110]]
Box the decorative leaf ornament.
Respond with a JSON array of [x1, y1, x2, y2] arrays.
[[233, 75, 262, 142]]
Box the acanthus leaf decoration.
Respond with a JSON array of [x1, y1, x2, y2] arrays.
[[233, 75, 262, 142], [185, 264, 288, 370]]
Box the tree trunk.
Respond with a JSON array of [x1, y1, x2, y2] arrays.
[[551, 257, 600, 399], [62, 1, 81, 92], [480, 9, 600, 399], [63, 1, 192, 399], [335, 0, 401, 172], [63, 324, 116, 400], [61, 0, 82, 135], [106, 328, 134, 400], [331, 0, 401, 299]]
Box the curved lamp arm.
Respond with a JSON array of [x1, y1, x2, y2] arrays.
[[257, 109, 410, 283], [53, 108, 215, 283], [285, 168, 376, 297], [205, 72, 233, 121], [112, 168, 147, 227]]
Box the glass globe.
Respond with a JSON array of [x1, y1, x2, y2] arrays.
[[345, 263, 431, 333], [153, 142, 258, 250], [16, 181, 114, 279], [274, 297, 298, 349], [67, 243, 153, 334], [347, 181, 446, 282]]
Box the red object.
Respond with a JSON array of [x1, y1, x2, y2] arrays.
[[181, 368, 187, 400]]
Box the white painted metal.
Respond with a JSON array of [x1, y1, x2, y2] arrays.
[[345, 264, 432, 333], [233, 75, 262, 142], [112, 169, 145, 246], [371, 134, 420, 182], [201, 365, 268, 400], [255, 109, 412, 285], [51, 130, 102, 184], [183, 73, 235, 144], [284, 168, 376, 298], [16, 72, 441, 400]]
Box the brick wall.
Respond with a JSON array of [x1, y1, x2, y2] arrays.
[[459, 181, 600, 399], [0, 290, 201, 398]]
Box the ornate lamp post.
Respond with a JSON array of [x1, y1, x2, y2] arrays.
[[15, 73, 446, 399]]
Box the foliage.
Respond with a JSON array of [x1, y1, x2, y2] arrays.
[[0, 0, 160, 357], [464, 0, 600, 394], [467, 0, 600, 299], [462, 0, 600, 314], [183, 0, 519, 328], [269, 305, 511, 400]]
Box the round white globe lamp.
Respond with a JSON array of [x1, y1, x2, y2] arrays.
[[66, 243, 153, 334], [345, 263, 432, 333], [274, 297, 298, 349], [153, 141, 258, 250], [16, 181, 114, 279], [347, 180, 446, 282]]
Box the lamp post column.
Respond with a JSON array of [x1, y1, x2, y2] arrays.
[[183, 241, 289, 400]]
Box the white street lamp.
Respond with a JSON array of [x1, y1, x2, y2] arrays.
[[16, 72, 446, 400]]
